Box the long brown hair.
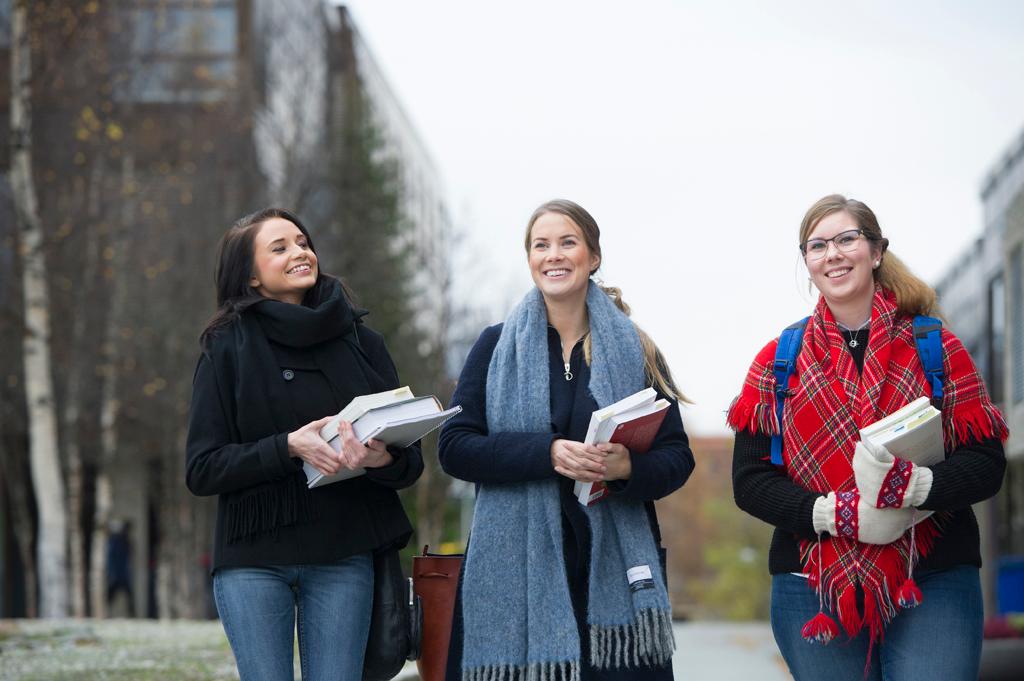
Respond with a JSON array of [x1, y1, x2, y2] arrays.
[[799, 194, 938, 317], [525, 199, 689, 402], [199, 207, 348, 350]]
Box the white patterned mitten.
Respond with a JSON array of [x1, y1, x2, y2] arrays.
[[853, 440, 933, 509], [812, 490, 917, 545]]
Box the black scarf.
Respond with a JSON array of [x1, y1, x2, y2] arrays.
[[213, 278, 386, 543]]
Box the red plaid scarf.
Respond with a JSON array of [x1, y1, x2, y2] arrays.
[[728, 287, 1007, 641]]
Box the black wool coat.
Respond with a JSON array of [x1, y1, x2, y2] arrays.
[[186, 300, 422, 571]]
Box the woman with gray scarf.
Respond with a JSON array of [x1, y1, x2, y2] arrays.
[[439, 199, 695, 681]]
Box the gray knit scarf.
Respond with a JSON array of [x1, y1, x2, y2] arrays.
[[461, 282, 675, 681]]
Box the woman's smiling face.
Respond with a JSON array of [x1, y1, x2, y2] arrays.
[[527, 212, 600, 303], [249, 218, 319, 305], [804, 210, 882, 311]]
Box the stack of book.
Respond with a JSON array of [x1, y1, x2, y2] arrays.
[[304, 387, 461, 489], [573, 388, 670, 506], [859, 395, 944, 522], [858, 396, 943, 466]]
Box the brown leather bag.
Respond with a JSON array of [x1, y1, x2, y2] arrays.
[[412, 545, 464, 681]]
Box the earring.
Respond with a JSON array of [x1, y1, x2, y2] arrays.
[[874, 261, 880, 268]]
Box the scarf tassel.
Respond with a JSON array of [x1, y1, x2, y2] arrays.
[[589, 608, 676, 670], [836, 585, 862, 639], [897, 577, 923, 609], [725, 395, 779, 436], [946, 404, 1009, 450], [462, 660, 580, 681], [225, 474, 318, 544], [801, 611, 839, 645], [896, 511, 924, 610]]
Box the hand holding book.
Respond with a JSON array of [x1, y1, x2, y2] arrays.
[[853, 439, 933, 509], [303, 387, 462, 489], [551, 439, 606, 481], [595, 442, 632, 481], [572, 388, 670, 505], [335, 419, 393, 470], [854, 396, 940, 510], [288, 415, 343, 477]]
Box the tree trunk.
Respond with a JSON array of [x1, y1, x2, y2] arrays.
[[10, 0, 70, 619], [0, 450, 38, 618], [64, 212, 102, 618], [89, 153, 132, 618], [65, 155, 107, 617]]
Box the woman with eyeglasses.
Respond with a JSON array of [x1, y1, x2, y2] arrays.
[[728, 194, 1007, 680]]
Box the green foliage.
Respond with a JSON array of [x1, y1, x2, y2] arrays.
[[320, 84, 457, 549], [323, 90, 425, 380], [689, 497, 773, 620]]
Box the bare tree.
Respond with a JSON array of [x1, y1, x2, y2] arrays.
[[252, 0, 327, 210], [8, 0, 69, 618]]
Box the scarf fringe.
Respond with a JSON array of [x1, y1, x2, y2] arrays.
[[225, 474, 317, 544], [725, 394, 779, 436], [946, 403, 1009, 450], [462, 660, 580, 681], [588, 608, 675, 670], [802, 518, 942, 642]]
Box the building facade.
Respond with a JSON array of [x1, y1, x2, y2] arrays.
[[936, 125, 1024, 614], [0, 0, 452, 618], [325, 5, 452, 355]]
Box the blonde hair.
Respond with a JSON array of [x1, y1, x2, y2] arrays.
[[525, 199, 689, 402], [799, 194, 938, 317]]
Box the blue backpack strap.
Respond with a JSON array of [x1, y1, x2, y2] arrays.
[[770, 317, 809, 465], [913, 315, 944, 409]]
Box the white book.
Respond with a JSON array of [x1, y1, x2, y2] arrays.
[[581, 388, 658, 446], [317, 386, 415, 443], [573, 388, 664, 505], [858, 396, 944, 467], [859, 396, 943, 524], [305, 392, 462, 489]]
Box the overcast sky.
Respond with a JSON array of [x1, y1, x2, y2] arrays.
[[337, 0, 1024, 435]]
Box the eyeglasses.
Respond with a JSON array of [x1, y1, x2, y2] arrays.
[[800, 229, 865, 260]]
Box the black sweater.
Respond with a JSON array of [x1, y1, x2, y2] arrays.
[[732, 328, 1006, 574], [439, 324, 695, 503], [186, 321, 423, 571]]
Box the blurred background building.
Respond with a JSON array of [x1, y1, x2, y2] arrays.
[[0, 0, 456, 619], [935, 125, 1024, 617]]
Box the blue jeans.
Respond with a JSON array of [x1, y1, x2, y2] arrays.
[[770, 566, 982, 681], [213, 553, 374, 681]]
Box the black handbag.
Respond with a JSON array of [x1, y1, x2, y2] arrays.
[[363, 547, 420, 681]]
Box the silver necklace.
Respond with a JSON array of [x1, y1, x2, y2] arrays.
[[838, 318, 870, 349]]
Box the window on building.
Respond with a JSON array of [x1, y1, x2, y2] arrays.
[[988, 274, 1006, 404], [0, 0, 11, 48], [118, 1, 238, 103], [1013, 244, 1024, 403]]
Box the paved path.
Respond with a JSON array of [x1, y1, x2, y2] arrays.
[[0, 619, 788, 680], [673, 621, 790, 680], [399, 621, 791, 680]]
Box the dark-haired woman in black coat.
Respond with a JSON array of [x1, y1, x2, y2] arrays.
[[185, 208, 423, 681]]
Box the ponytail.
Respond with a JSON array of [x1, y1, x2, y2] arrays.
[[583, 284, 691, 403], [875, 250, 939, 318]]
